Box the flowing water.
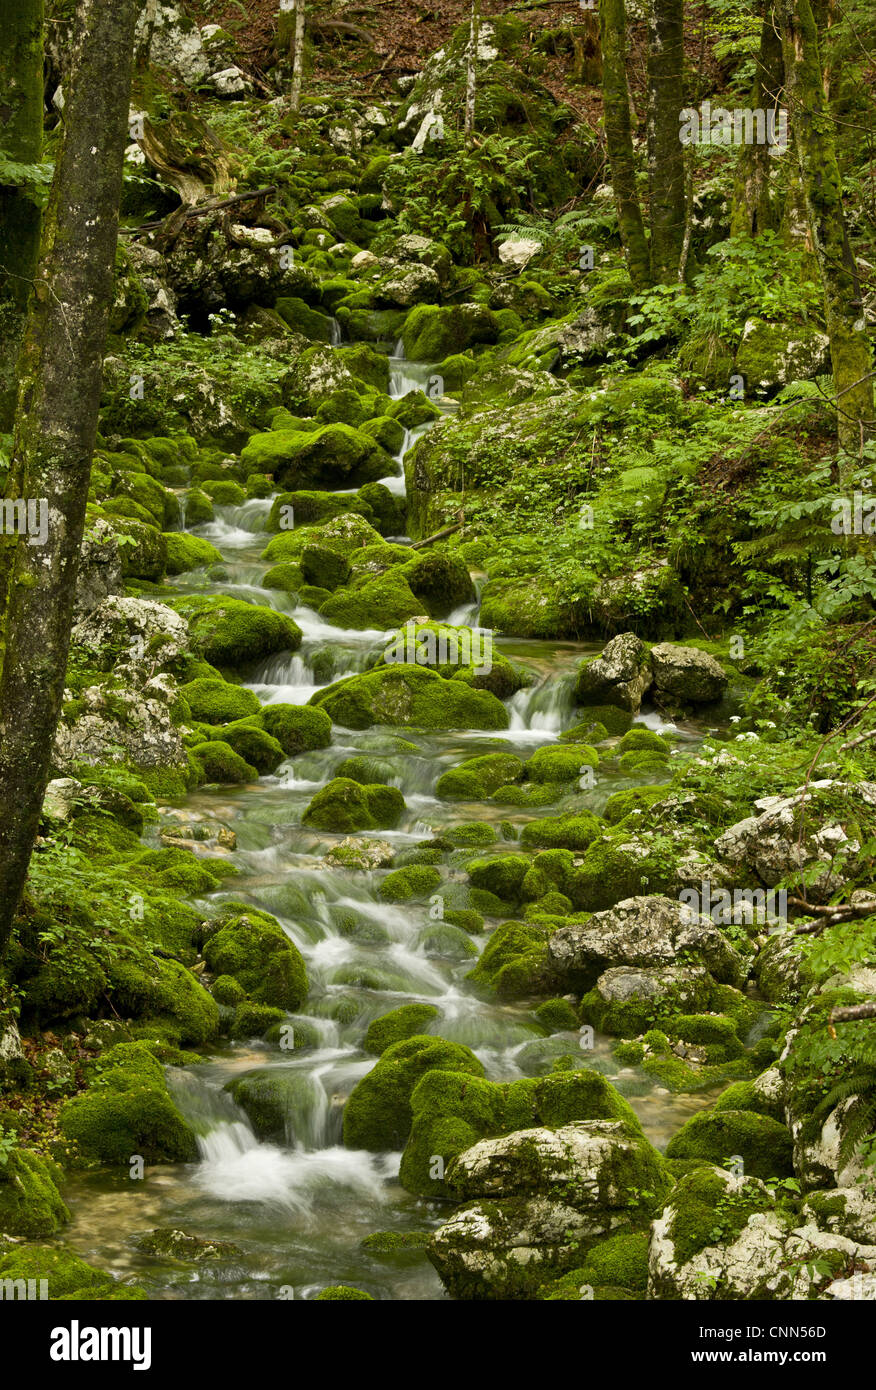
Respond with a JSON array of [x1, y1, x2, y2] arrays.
[[63, 348, 731, 1300]]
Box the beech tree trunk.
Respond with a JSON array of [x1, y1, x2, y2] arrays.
[[600, 0, 651, 287], [646, 0, 686, 281], [0, 0, 44, 434], [290, 0, 307, 112], [0, 0, 139, 959], [464, 0, 480, 142], [778, 0, 872, 465], [731, 3, 785, 236]]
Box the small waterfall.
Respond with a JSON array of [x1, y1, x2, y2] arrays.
[[507, 673, 576, 735], [329, 317, 342, 346]]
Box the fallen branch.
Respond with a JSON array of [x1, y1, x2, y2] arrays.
[[831, 1001, 876, 1023], [406, 521, 464, 550]]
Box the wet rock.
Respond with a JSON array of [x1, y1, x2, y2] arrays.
[[549, 895, 745, 989], [73, 519, 125, 622], [574, 632, 653, 712], [498, 238, 542, 270], [735, 318, 831, 394], [649, 643, 728, 706], [135, 1227, 243, 1261]]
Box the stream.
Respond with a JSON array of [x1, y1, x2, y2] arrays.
[[63, 346, 731, 1300]]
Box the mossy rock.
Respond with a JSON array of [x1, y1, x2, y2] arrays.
[[163, 533, 223, 576], [302, 778, 405, 833], [310, 665, 508, 732], [466, 920, 553, 1000], [230, 1003, 287, 1040], [315, 1285, 374, 1300], [664, 1108, 794, 1180], [443, 821, 498, 847], [603, 785, 670, 826], [0, 1149, 70, 1237], [436, 752, 524, 800], [182, 597, 302, 667], [105, 954, 220, 1045], [520, 811, 602, 852], [258, 702, 332, 756], [342, 1035, 485, 1152], [378, 864, 441, 902], [241, 422, 391, 491], [466, 854, 530, 903], [318, 569, 422, 629], [525, 743, 598, 784], [565, 704, 633, 737], [534, 998, 579, 1033], [364, 1004, 441, 1055], [203, 912, 308, 1010], [221, 721, 286, 774], [192, 739, 258, 784], [180, 677, 261, 725], [402, 303, 500, 360], [59, 1042, 198, 1164], [0, 1245, 114, 1299]]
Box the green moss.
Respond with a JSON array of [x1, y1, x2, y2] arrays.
[[360, 1229, 430, 1253], [241, 422, 391, 491], [0, 1149, 69, 1237], [180, 677, 261, 725], [343, 1036, 485, 1152], [525, 744, 599, 784], [162, 533, 223, 576], [212, 975, 247, 1007], [617, 728, 671, 754], [520, 811, 602, 852], [191, 739, 258, 784], [466, 920, 552, 1000], [666, 1168, 773, 1266], [466, 854, 530, 903], [183, 488, 215, 526], [302, 778, 406, 832], [310, 665, 509, 732], [318, 570, 422, 629], [603, 785, 670, 826], [315, 1285, 374, 1300], [105, 954, 220, 1045], [230, 1002, 286, 1039], [534, 998, 579, 1033], [665, 1109, 793, 1179], [59, 1042, 198, 1165], [0, 1246, 114, 1299], [364, 1004, 441, 1055], [221, 721, 286, 774], [379, 864, 441, 902], [258, 703, 332, 755], [566, 704, 633, 737], [402, 303, 500, 359], [203, 912, 308, 1010], [436, 753, 524, 800], [179, 596, 302, 667]]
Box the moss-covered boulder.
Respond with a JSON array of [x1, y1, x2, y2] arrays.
[[466, 919, 554, 999], [342, 1035, 485, 1151], [163, 533, 223, 576], [258, 702, 332, 755], [203, 910, 308, 1010], [402, 303, 500, 360], [436, 753, 524, 799], [378, 864, 441, 901], [180, 677, 261, 725], [241, 422, 391, 490], [191, 739, 258, 784], [364, 1004, 441, 1055], [181, 597, 302, 667], [59, 1043, 199, 1165], [310, 665, 509, 731], [0, 1148, 70, 1237], [665, 1108, 794, 1179], [302, 778, 405, 832]]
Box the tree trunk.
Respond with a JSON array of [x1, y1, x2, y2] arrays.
[[731, 3, 785, 236], [290, 0, 307, 112], [464, 0, 480, 142], [0, 0, 139, 960], [647, 0, 686, 281], [600, 0, 651, 288], [778, 0, 872, 466], [0, 0, 44, 434]]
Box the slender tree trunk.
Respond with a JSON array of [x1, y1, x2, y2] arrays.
[[778, 0, 872, 466], [731, 3, 785, 236], [0, 0, 44, 434], [464, 0, 480, 143], [647, 0, 686, 281], [0, 0, 139, 959], [290, 0, 307, 113], [600, 0, 651, 287]]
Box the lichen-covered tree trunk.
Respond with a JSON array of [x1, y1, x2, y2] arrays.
[[600, 0, 651, 288], [646, 0, 685, 281], [0, 0, 44, 434], [778, 0, 872, 465], [731, 3, 785, 237], [0, 0, 139, 959], [464, 0, 480, 143]]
